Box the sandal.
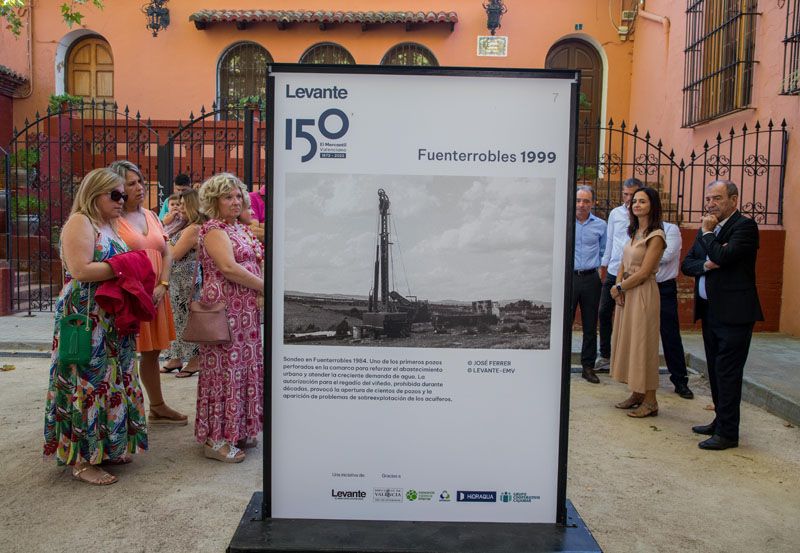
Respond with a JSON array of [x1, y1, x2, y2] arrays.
[[175, 367, 200, 378], [160, 362, 182, 374], [148, 402, 188, 426], [72, 463, 118, 486], [628, 402, 659, 418], [615, 393, 645, 409], [204, 439, 245, 463]]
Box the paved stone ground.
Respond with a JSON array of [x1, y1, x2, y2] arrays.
[[1, 354, 798, 553]]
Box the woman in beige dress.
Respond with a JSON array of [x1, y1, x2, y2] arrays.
[[609, 187, 666, 418]]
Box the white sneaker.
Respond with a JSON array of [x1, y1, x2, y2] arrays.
[[595, 357, 611, 372]]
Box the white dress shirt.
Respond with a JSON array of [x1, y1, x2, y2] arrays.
[[656, 222, 681, 283], [601, 204, 629, 276]]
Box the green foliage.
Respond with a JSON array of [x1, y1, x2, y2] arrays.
[[237, 95, 266, 111], [48, 93, 83, 112], [2, 1, 105, 37], [579, 92, 591, 109], [10, 194, 47, 219], [577, 165, 597, 180], [9, 147, 39, 169]]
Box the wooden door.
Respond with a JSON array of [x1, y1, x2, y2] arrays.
[[67, 37, 114, 105], [545, 39, 603, 169]]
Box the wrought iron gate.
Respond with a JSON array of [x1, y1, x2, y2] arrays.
[[2, 102, 159, 313], [2, 104, 786, 313]]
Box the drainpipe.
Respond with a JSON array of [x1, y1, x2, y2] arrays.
[[13, 1, 34, 99], [637, 1, 670, 34]]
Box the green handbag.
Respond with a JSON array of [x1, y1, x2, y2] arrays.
[[58, 284, 93, 366]]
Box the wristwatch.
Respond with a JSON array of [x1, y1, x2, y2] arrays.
[[159, 280, 170, 289], [615, 284, 624, 294]]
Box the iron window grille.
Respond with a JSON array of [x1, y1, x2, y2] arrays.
[[380, 43, 439, 66], [217, 42, 272, 119], [782, 0, 800, 94], [683, 0, 759, 127], [299, 43, 355, 64]]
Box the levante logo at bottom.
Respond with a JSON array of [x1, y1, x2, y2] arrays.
[[456, 491, 497, 502], [331, 489, 367, 501]]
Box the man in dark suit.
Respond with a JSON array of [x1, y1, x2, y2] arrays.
[[681, 179, 763, 450]]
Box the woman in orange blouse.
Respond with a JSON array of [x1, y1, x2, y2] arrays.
[[109, 160, 186, 425]]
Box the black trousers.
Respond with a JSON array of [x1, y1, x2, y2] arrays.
[[598, 272, 616, 359], [658, 279, 688, 388], [701, 306, 754, 441], [572, 272, 601, 369]]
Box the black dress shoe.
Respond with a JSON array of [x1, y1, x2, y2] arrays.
[[692, 423, 715, 435], [675, 384, 694, 399], [698, 434, 738, 450], [581, 367, 600, 384]]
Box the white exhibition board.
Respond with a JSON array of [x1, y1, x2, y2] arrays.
[[270, 67, 575, 523]]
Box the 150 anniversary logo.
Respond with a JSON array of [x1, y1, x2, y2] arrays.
[[285, 84, 350, 163]]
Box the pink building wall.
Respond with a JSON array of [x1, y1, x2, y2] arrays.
[[628, 0, 798, 334]]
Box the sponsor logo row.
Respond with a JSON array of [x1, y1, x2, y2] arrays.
[[332, 489, 539, 503]]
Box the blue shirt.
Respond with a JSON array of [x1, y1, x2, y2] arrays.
[[574, 213, 607, 271]]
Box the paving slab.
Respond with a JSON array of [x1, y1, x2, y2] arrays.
[[1, 313, 798, 425]]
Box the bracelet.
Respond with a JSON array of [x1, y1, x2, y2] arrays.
[[615, 284, 624, 295], [158, 280, 170, 289]]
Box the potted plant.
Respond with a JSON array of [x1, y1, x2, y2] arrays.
[[10, 193, 46, 235], [4, 147, 40, 188], [48, 93, 83, 113]]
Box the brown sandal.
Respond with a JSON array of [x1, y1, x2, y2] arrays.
[[148, 402, 188, 426], [72, 463, 118, 486], [628, 402, 659, 418], [615, 393, 645, 409]]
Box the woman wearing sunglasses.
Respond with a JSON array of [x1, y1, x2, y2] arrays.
[[109, 160, 187, 426], [43, 168, 148, 485]]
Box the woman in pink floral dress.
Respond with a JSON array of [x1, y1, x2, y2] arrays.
[[196, 173, 264, 463]]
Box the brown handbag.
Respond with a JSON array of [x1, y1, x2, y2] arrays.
[[182, 255, 231, 345]]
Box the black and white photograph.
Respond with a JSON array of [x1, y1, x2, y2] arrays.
[[283, 173, 555, 349]]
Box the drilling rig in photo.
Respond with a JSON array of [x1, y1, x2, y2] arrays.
[[361, 189, 429, 337]]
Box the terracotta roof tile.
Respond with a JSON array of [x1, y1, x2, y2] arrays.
[[0, 65, 28, 96], [189, 10, 458, 28]]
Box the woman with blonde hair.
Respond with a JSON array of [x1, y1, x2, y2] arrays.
[[109, 160, 186, 425], [195, 173, 264, 462], [161, 189, 207, 377], [43, 168, 148, 485]]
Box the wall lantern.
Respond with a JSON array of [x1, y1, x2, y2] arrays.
[[142, 0, 170, 37], [483, 0, 507, 35]]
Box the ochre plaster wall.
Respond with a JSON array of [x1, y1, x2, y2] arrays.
[[628, 0, 799, 335], [3, 0, 634, 126]]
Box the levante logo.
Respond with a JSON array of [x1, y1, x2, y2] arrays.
[[331, 489, 366, 501], [456, 491, 497, 502]]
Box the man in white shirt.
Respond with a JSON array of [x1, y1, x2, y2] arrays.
[[597, 178, 641, 371], [657, 222, 693, 399]]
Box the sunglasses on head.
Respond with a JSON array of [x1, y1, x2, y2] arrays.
[[109, 190, 129, 202]]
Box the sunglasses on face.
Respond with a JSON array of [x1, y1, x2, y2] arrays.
[[109, 190, 129, 202]]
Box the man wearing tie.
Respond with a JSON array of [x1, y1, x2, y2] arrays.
[[681, 180, 763, 450]]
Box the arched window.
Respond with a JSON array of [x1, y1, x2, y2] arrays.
[[217, 42, 272, 111], [66, 36, 114, 104], [381, 43, 438, 66], [299, 43, 355, 64]]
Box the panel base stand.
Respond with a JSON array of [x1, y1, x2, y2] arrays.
[[227, 493, 602, 553]]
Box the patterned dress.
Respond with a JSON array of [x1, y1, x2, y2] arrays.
[[195, 219, 264, 444], [164, 226, 200, 363], [43, 227, 148, 465]]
